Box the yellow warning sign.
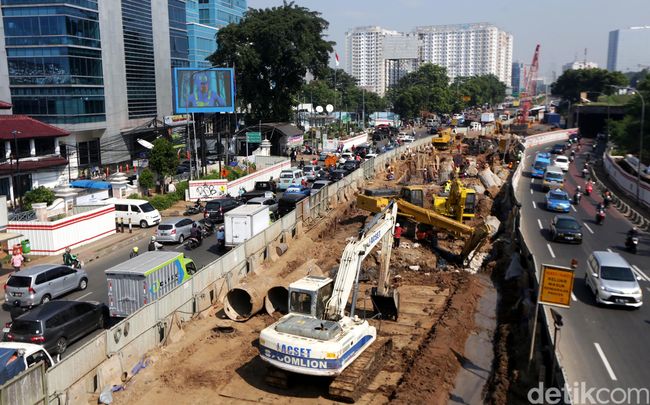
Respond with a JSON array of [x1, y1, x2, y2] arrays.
[[539, 264, 575, 308]]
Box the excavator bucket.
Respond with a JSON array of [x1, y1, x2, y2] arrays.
[[370, 287, 400, 321]]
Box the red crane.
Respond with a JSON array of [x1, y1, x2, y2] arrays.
[[518, 44, 540, 125]]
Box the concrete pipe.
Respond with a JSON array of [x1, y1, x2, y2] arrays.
[[223, 279, 270, 322], [264, 259, 323, 316], [276, 243, 288, 257]]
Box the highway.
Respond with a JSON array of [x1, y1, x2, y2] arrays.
[[517, 140, 650, 400]]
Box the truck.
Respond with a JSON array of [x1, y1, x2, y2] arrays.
[[480, 112, 495, 123], [105, 251, 197, 318], [241, 181, 275, 201], [224, 204, 270, 247]]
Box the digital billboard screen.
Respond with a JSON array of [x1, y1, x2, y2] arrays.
[[174, 67, 235, 113]]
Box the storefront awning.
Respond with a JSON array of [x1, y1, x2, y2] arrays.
[[0, 232, 22, 243], [70, 180, 112, 190]]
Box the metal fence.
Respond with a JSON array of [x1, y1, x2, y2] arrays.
[[0, 135, 432, 404], [0, 362, 47, 405]]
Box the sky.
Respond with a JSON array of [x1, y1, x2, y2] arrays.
[[248, 0, 650, 82]]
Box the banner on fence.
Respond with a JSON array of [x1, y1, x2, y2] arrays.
[[188, 179, 228, 200]]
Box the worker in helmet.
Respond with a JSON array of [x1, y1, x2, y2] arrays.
[[130, 246, 139, 259], [393, 223, 404, 248]]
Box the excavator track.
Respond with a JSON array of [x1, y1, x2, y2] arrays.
[[265, 366, 290, 389], [328, 337, 393, 403]]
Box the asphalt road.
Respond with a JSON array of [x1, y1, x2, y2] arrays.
[[517, 140, 650, 399]]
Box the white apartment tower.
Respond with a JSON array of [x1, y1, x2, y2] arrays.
[[345, 23, 513, 96]]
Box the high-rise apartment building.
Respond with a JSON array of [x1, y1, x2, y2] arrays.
[[345, 23, 513, 96], [0, 0, 177, 176], [607, 26, 650, 72]]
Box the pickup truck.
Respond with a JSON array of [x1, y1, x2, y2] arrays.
[[241, 181, 276, 201]]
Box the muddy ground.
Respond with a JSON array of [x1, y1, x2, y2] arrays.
[[112, 145, 501, 405]]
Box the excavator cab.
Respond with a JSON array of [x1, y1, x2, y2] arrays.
[[399, 187, 424, 207]]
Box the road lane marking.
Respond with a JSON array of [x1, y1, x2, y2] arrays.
[[571, 205, 577, 212], [571, 292, 577, 301], [632, 265, 650, 282], [607, 248, 613, 253], [547, 244, 556, 258], [583, 223, 594, 234], [593, 343, 618, 381], [532, 201, 537, 209], [76, 292, 92, 301], [530, 188, 534, 195], [174, 244, 185, 250], [537, 219, 543, 230]]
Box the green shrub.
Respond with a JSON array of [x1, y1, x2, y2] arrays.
[[23, 186, 56, 210], [138, 168, 155, 190]]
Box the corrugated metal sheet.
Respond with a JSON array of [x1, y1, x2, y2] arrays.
[[47, 332, 107, 395], [281, 210, 296, 231], [156, 282, 193, 321]]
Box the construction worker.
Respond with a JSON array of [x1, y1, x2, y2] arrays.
[[189, 74, 226, 107], [393, 223, 404, 248]]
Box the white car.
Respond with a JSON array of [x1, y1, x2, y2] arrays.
[[553, 155, 570, 171]]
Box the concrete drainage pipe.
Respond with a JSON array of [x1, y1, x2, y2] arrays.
[[223, 281, 268, 322], [264, 259, 324, 316]]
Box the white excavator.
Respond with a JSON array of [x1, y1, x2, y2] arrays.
[[259, 202, 400, 402]]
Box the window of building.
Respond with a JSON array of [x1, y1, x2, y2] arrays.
[[35, 138, 56, 156], [77, 139, 101, 167]]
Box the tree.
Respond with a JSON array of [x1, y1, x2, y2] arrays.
[[23, 186, 55, 210], [138, 168, 155, 191], [551, 68, 628, 102], [148, 138, 178, 192], [386, 64, 453, 119], [453, 74, 506, 109], [609, 73, 650, 163], [209, 1, 334, 123]]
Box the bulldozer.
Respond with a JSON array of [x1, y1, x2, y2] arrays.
[[357, 187, 489, 265], [433, 178, 477, 222]]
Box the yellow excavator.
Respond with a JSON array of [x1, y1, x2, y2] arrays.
[[431, 128, 452, 149], [357, 187, 490, 264], [433, 179, 477, 222]]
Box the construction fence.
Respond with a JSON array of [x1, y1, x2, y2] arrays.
[[0, 136, 432, 405]]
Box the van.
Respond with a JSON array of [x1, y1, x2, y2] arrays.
[[108, 198, 161, 228], [5, 265, 89, 308], [542, 165, 564, 191], [585, 251, 643, 307], [277, 168, 306, 190]]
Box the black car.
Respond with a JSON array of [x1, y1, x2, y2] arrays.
[[278, 193, 308, 217], [550, 144, 565, 154], [550, 215, 583, 244], [204, 197, 243, 223], [329, 169, 349, 182], [342, 160, 361, 172], [315, 169, 329, 180], [6, 301, 108, 355]]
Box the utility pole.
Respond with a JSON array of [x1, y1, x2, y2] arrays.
[[11, 130, 21, 208], [362, 88, 365, 130]]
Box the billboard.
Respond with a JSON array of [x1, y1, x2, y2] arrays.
[[174, 68, 235, 113]]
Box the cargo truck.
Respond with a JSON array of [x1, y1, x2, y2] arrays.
[[105, 251, 197, 318], [224, 204, 270, 247]]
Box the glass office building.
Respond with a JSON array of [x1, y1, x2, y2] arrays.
[[187, 22, 217, 68], [1, 0, 106, 124], [198, 0, 246, 29], [169, 0, 189, 69]]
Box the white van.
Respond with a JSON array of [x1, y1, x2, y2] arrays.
[[542, 166, 565, 191], [277, 168, 306, 190], [108, 198, 161, 228]]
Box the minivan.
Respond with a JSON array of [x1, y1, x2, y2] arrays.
[[542, 165, 565, 191], [278, 193, 308, 217], [585, 251, 643, 308], [6, 300, 108, 355], [110, 198, 161, 228], [204, 197, 242, 223], [5, 265, 89, 308], [278, 168, 306, 190], [156, 217, 196, 243]]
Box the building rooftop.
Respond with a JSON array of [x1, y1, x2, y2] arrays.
[[0, 115, 69, 140]]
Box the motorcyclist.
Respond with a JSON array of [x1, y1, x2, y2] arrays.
[[216, 226, 225, 250], [130, 246, 139, 258], [148, 236, 162, 251], [574, 186, 582, 203], [627, 227, 640, 239], [585, 180, 593, 196], [603, 190, 613, 208], [194, 198, 202, 209], [190, 223, 202, 242], [62, 247, 75, 266]]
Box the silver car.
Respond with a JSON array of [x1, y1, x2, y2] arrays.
[[156, 217, 195, 243], [247, 196, 279, 219], [310, 180, 331, 195], [302, 165, 320, 181], [585, 251, 643, 308], [4, 265, 88, 308]]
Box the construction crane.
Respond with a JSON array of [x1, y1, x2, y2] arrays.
[[259, 202, 400, 402], [518, 44, 540, 125]]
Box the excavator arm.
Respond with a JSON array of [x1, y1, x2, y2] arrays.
[[324, 203, 399, 321]]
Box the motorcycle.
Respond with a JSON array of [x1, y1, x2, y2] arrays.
[[582, 168, 589, 178], [585, 183, 593, 196], [201, 222, 214, 237], [626, 235, 639, 254], [573, 191, 582, 204], [63, 254, 83, 269], [603, 195, 612, 208], [183, 204, 203, 216], [186, 236, 202, 250], [569, 154, 575, 162], [596, 209, 606, 225]]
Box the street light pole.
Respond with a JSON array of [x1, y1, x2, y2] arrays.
[[11, 130, 21, 208]]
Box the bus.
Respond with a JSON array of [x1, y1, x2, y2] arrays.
[[531, 152, 551, 178]]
